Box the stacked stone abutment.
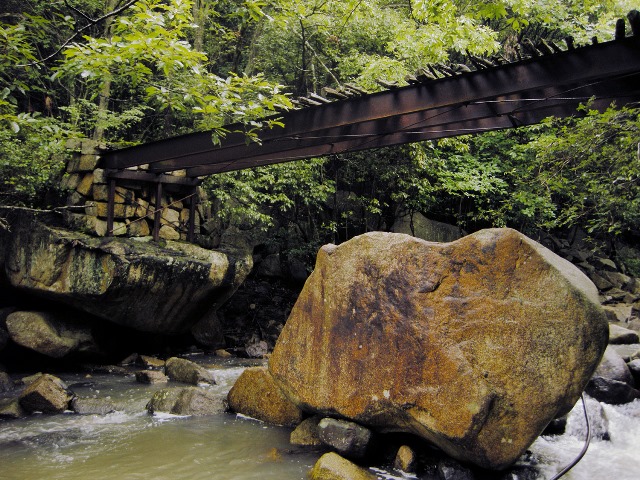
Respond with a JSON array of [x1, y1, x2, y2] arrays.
[[61, 138, 206, 241]]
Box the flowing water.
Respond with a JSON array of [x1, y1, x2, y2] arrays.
[[1, 356, 639, 480]]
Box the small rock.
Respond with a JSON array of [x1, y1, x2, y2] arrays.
[[609, 344, 640, 362], [627, 359, 640, 384], [135, 370, 168, 384], [609, 324, 640, 345], [317, 418, 372, 460], [245, 339, 269, 358], [71, 397, 116, 415], [437, 458, 476, 480], [146, 387, 221, 415], [393, 445, 417, 473], [591, 257, 618, 272], [593, 346, 634, 385], [215, 349, 232, 358], [19, 374, 72, 413], [308, 452, 377, 480], [227, 366, 303, 426], [138, 355, 165, 369], [165, 357, 215, 385], [118, 353, 138, 366], [290, 416, 323, 446], [602, 271, 632, 290], [542, 416, 567, 436], [585, 376, 640, 404], [602, 304, 633, 323], [0, 399, 26, 420]]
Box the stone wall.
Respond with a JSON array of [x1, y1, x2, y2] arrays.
[[61, 138, 208, 241]]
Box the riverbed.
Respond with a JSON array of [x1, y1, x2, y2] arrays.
[[0, 356, 639, 480]]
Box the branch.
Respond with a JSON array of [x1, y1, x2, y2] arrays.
[[64, 0, 95, 23], [17, 0, 141, 67]]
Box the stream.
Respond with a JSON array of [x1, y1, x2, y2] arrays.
[[0, 355, 639, 480]]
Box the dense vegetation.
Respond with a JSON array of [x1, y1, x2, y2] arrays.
[[1, 0, 639, 270]]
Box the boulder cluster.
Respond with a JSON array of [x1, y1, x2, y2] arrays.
[[0, 355, 223, 420]]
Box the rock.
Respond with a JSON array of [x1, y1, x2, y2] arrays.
[[245, 338, 269, 358], [499, 466, 539, 480], [589, 272, 614, 291], [70, 397, 116, 415], [257, 254, 283, 278], [146, 387, 221, 415], [0, 371, 11, 393], [308, 452, 377, 480], [288, 258, 309, 284], [118, 353, 138, 366], [437, 458, 476, 480], [2, 211, 251, 334], [19, 374, 72, 413], [392, 211, 464, 243], [165, 357, 215, 385], [317, 418, 372, 460], [227, 366, 303, 426], [585, 376, 640, 404], [627, 359, 640, 384], [602, 304, 632, 323], [601, 271, 631, 289], [609, 324, 639, 344], [593, 346, 634, 385], [269, 229, 609, 470], [290, 416, 323, 446], [393, 445, 417, 473], [215, 349, 233, 358], [138, 355, 165, 368], [190, 309, 225, 349], [610, 344, 640, 362], [0, 399, 26, 420], [135, 370, 168, 384], [566, 396, 610, 441], [6, 311, 96, 358], [591, 256, 618, 272], [542, 415, 567, 436]]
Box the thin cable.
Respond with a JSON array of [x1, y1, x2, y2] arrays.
[[549, 393, 591, 480]]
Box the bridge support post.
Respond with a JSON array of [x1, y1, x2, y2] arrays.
[[107, 178, 116, 236], [153, 182, 162, 242], [188, 186, 197, 243]]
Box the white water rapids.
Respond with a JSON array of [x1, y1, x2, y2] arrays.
[[0, 356, 638, 479]]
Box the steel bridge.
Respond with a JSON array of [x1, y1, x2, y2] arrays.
[[101, 12, 640, 240]]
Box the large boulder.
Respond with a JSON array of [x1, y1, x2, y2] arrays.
[[2, 211, 251, 334], [6, 311, 96, 358], [269, 229, 608, 470]]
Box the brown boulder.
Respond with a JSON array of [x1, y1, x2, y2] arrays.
[[146, 387, 221, 415], [19, 374, 72, 413], [227, 366, 303, 426], [308, 452, 377, 480], [165, 357, 215, 385], [269, 229, 608, 470]]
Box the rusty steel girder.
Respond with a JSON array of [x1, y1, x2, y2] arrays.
[[103, 35, 640, 177]]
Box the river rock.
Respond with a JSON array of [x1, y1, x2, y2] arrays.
[[627, 359, 640, 383], [269, 229, 609, 470], [593, 346, 634, 385], [437, 458, 475, 480], [71, 397, 116, 415], [5, 311, 96, 358], [135, 370, 168, 384], [138, 355, 165, 368], [585, 376, 640, 404], [317, 418, 372, 460], [227, 366, 303, 426], [308, 452, 377, 480], [146, 387, 221, 415], [19, 374, 72, 413], [190, 309, 225, 349], [165, 357, 215, 385], [2, 211, 251, 334], [609, 324, 640, 344], [290, 416, 323, 446], [0, 399, 25, 420], [0, 371, 11, 393], [393, 445, 417, 473]]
